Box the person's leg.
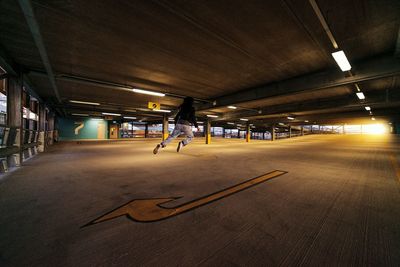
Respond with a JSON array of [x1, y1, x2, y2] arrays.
[[161, 124, 182, 147], [154, 125, 182, 154], [177, 125, 194, 152], [181, 125, 194, 145]]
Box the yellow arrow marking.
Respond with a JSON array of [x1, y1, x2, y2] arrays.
[[84, 170, 287, 226]]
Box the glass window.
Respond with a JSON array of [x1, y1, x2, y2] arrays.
[[0, 68, 6, 125]]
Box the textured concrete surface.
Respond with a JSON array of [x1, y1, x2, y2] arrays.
[[0, 134, 399, 266]]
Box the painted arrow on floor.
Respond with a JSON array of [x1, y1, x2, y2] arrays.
[[83, 170, 287, 226]]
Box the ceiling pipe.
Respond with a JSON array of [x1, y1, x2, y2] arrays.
[[308, 0, 339, 49]]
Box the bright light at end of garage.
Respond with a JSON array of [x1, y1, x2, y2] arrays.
[[365, 106, 371, 111], [371, 117, 376, 121], [69, 100, 100, 105], [331, 50, 352, 71], [207, 114, 218, 118], [227, 106, 237, 109], [102, 112, 121, 116], [363, 124, 388, 134], [132, 88, 165, 97], [356, 92, 365, 100]]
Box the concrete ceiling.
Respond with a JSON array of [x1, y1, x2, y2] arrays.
[[0, 0, 399, 126]]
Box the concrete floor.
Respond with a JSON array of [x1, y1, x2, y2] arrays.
[[0, 134, 399, 266]]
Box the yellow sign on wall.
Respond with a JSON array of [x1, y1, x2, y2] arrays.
[[148, 102, 160, 110]]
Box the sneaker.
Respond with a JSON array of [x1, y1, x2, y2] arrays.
[[177, 141, 184, 152], [153, 144, 161, 154]]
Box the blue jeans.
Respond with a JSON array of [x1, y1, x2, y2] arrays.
[[161, 124, 194, 146]]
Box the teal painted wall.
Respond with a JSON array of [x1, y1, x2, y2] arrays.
[[58, 118, 108, 140]]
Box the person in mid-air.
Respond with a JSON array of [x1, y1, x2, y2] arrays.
[[153, 96, 199, 154]]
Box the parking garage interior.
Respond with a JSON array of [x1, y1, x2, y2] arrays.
[[0, 0, 400, 266]]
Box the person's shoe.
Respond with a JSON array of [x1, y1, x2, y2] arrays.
[[177, 141, 184, 152], [153, 144, 161, 154]]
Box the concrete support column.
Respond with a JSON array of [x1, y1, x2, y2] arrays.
[[270, 124, 275, 141], [205, 119, 211, 144], [246, 123, 250, 143], [343, 125, 346, 134], [38, 104, 46, 152], [222, 127, 225, 138], [144, 123, 149, 138], [289, 126, 292, 138], [162, 114, 169, 141], [7, 76, 22, 166], [301, 126, 304, 136], [47, 112, 55, 145]]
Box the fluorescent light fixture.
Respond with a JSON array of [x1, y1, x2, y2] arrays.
[[331, 50, 351, 71], [71, 113, 89, 116], [132, 88, 165, 97], [197, 121, 204, 124], [69, 100, 100, 106], [227, 106, 237, 109], [152, 109, 171, 113], [207, 114, 218, 118], [365, 106, 371, 111], [371, 117, 376, 121], [123, 116, 137, 119], [227, 122, 235, 125], [356, 92, 365, 100], [287, 116, 295, 120], [278, 123, 285, 126], [355, 84, 361, 92], [240, 118, 248, 121], [102, 112, 121, 116], [305, 120, 309, 122]]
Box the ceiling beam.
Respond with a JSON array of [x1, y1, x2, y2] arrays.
[[214, 88, 400, 121], [28, 70, 212, 104], [17, 0, 61, 103], [199, 54, 400, 111]]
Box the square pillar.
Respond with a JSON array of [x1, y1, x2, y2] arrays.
[[7, 76, 22, 165], [301, 126, 304, 136], [144, 123, 149, 138], [162, 114, 169, 141], [270, 124, 275, 141], [38, 104, 46, 152], [205, 119, 211, 144], [246, 123, 250, 142], [289, 126, 292, 138]]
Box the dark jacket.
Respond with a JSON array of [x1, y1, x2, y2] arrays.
[[174, 105, 198, 128]]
